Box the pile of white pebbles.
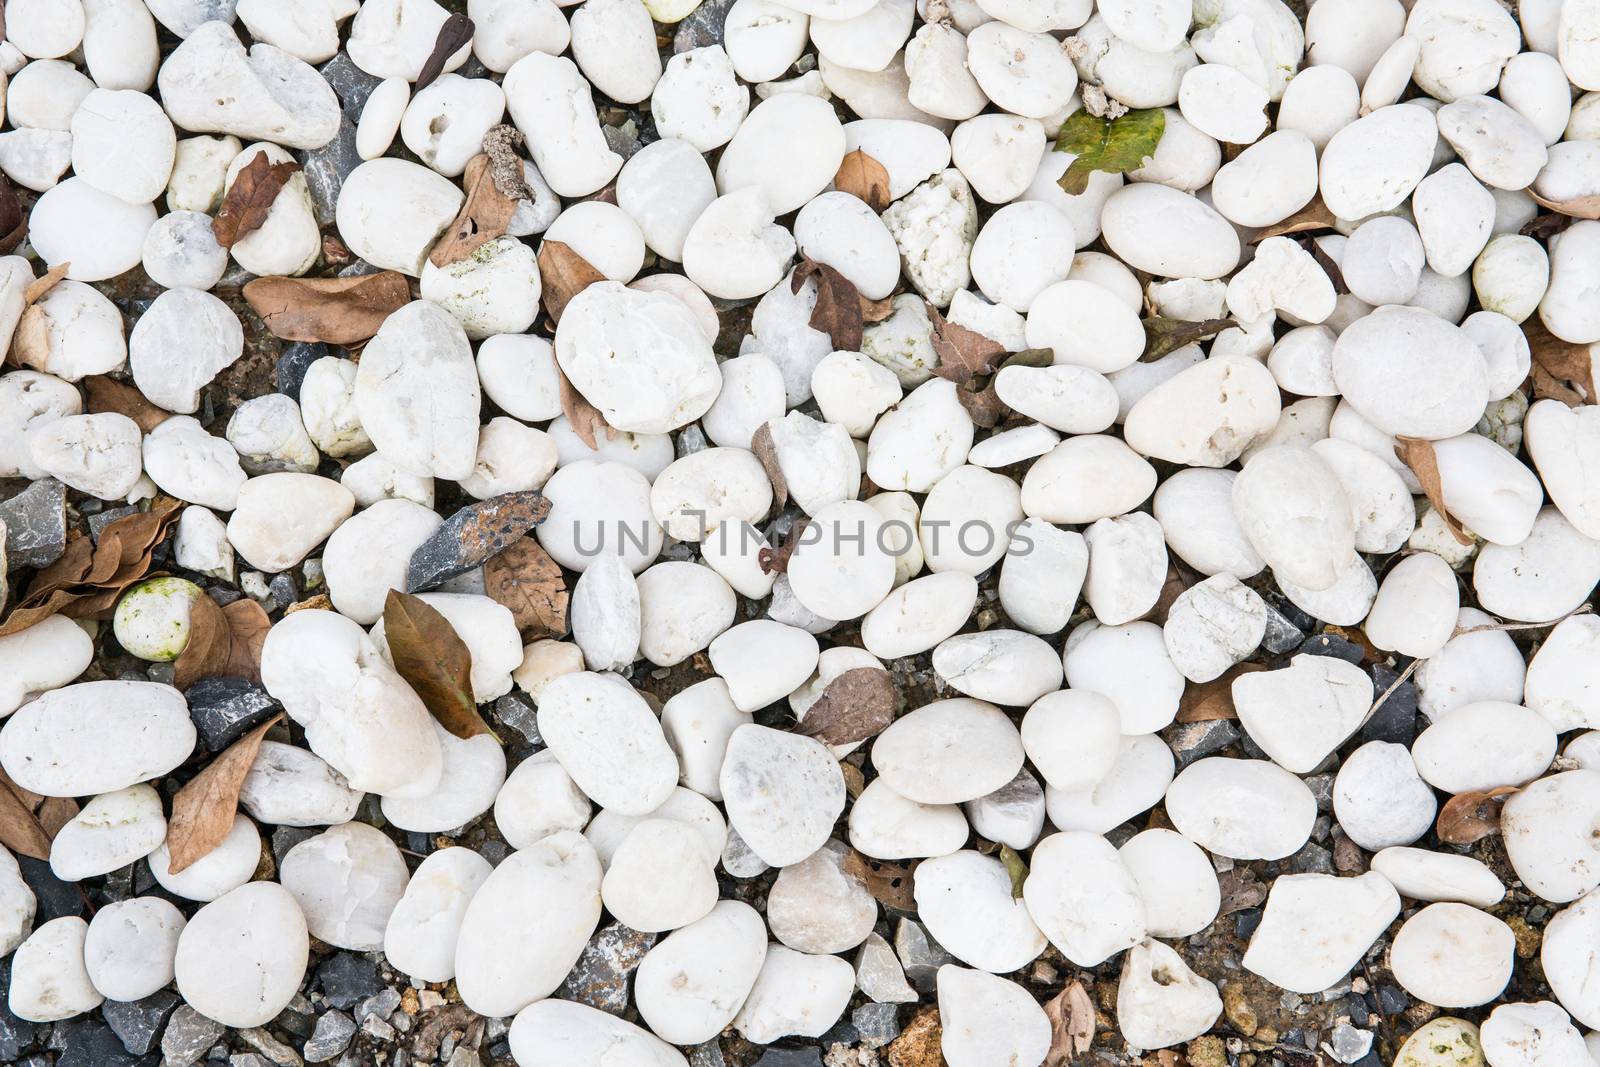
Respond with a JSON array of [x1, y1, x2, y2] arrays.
[[3, 0, 1600, 1065]]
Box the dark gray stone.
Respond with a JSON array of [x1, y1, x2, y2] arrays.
[[277, 344, 330, 401], [272, 824, 319, 866], [674, 0, 734, 51], [0, 478, 67, 568], [302, 117, 361, 226], [352, 987, 401, 1024], [103, 991, 180, 1055], [55, 1018, 157, 1067], [316, 953, 385, 1010], [238, 1027, 300, 1066], [1362, 664, 1418, 745], [494, 692, 542, 747], [688, 1041, 727, 1067], [186, 676, 280, 752], [159, 1006, 225, 1067], [853, 1002, 900, 1049], [320, 53, 383, 122], [406, 491, 551, 592], [1260, 600, 1308, 654], [1165, 718, 1239, 768], [1298, 632, 1365, 665], [893, 917, 956, 994], [305, 1012, 357, 1063], [1288, 841, 1334, 874], [18, 855, 83, 920], [268, 573, 299, 609], [0, 971, 37, 1060], [557, 921, 656, 1015]]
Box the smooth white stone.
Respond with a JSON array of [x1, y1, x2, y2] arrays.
[[156, 22, 340, 149], [849, 777, 970, 860], [1370, 847, 1506, 908], [1480, 1002, 1590, 1067], [1334, 740, 1438, 851], [733, 945, 855, 1043], [1023, 831, 1145, 966], [1120, 828, 1221, 939], [381, 724, 505, 833], [537, 672, 678, 816], [510, 999, 687, 1067], [914, 850, 1046, 973], [8, 917, 101, 1022], [355, 301, 480, 480], [636, 900, 768, 1045], [1412, 701, 1557, 795], [767, 839, 878, 953], [708, 621, 820, 712], [871, 698, 1024, 805], [1390, 902, 1514, 1009], [173, 882, 309, 1028], [238, 740, 363, 828], [1318, 104, 1438, 220], [938, 966, 1053, 1067], [1243, 871, 1400, 995], [720, 723, 845, 867], [227, 473, 354, 574], [336, 159, 463, 275], [1166, 757, 1317, 860], [147, 812, 259, 903], [601, 819, 719, 933], [0, 680, 193, 798], [83, 897, 184, 1003], [381, 847, 490, 984], [0, 615, 94, 719], [49, 784, 165, 882], [1062, 621, 1184, 734]]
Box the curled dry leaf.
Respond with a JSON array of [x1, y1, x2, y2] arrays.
[[1043, 980, 1096, 1067], [83, 375, 171, 433], [793, 666, 898, 745], [242, 271, 412, 345], [222, 598, 271, 684], [1142, 316, 1238, 362], [173, 590, 233, 691], [23, 261, 69, 305], [1251, 197, 1337, 241], [213, 152, 301, 249], [999, 844, 1028, 899], [1175, 662, 1268, 723], [483, 536, 569, 638], [414, 12, 475, 93], [1394, 437, 1474, 546], [841, 849, 917, 911], [750, 422, 788, 510], [1436, 785, 1519, 845], [1520, 213, 1573, 241], [758, 518, 807, 576], [792, 258, 865, 352], [383, 590, 497, 741], [860, 293, 896, 323], [164, 713, 283, 874], [538, 239, 606, 325], [928, 302, 1006, 385], [1217, 867, 1267, 916], [0, 772, 54, 861], [1528, 188, 1600, 220], [833, 149, 891, 213], [545, 342, 616, 452], [432, 154, 518, 269], [1524, 316, 1596, 404]]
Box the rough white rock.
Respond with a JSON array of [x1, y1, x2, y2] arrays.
[[0, 680, 193, 798], [733, 945, 854, 1043], [49, 784, 165, 883], [720, 723, 845, 867], [156, 22, 340, 150], [8, 917, 102, 1022]]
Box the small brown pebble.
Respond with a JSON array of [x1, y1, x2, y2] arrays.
[[1222, 983, 1259, 1037], [1189, 1035, 1228, 1067], [887, 1006, 942, 1067], [400, 988, 419, 1015], [1504, 914, 1542, 958]]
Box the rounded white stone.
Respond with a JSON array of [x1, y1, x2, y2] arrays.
[[1166, 757, 1317, 860], [174, 882, 309, 1028]]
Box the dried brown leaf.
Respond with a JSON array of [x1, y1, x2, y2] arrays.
[[860, 293, 895, 322], [0, 590, 83, 636], [1525, 316, 1597, 403], [1251, 197, 1337, 241], [213, 152, 301, 249], [750, 422, 788, 510], [794, 667, 898, 745], [841, 849, 917, 911], [758, 518, 806, 576], [384, 590, 496, 741], [35, 796, 77, 840], [537, 239, 606, 325], [1176, 662, 1268, 723], [792, 258, 865, 351], [221, 598, 271, 684], [0, 177, 25, 256], [23, 261, 68, 305], [164, 713, 283, 874], [432, 154, 517, 269], [1394, 437, 1474, 546], [1143, 316, 1238, 361], [1217, 867, 1267, 915], [242, 272, 412, 345], [1043, 980, 1096, 1066], [928, 302, 1006, 385], [1528, 188, 1600, 220], [415, 13, 474, 92], [1437, 785, 1519, 845], [0, 776, 53, 861], [173, 591, 232, 691], [482, 125, 531, 200], [1521, 213, 1573, 241], [83, 375, 171, 433], [547, 343, 615, 451], [484, 537, 569, 638], [834, 149, 891, 212]]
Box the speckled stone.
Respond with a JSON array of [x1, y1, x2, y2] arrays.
[[186, 676, 280, 752], [158, 1006, 224, 1067], [303, 117, 361, 226], [1298, 633, 1365, 665], [320, 53, 383, 123], [276, 343, 330, 400], [557, 921, 657, 1016], [674, 0, 735, 51], [0, 479, 67, 569], [406, 491, 553, 592], [102, 991, 179, 1056]]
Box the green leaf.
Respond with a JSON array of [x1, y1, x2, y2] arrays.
[[1055, 108, 1166, 195], [1142, 316, 1237, 362], [383, 590, 499, 742], [998, 347, 1055, 372], [1000, 844, 1029, 899]]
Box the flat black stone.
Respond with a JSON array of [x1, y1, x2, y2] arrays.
[[18, 855, 83, 920], [302, 117, 360, 227], [320, 52, 383, 122], [0, 963, 37, 1060], [1297, 632, 1366, 665], [1362, 664, 1419, 745], [752, 1049, 824, 1067], [54, 1018, 158, 1067], [186, 676, 280, 752], [316, 953, 385, 1010], [102, 991, 180, 1056], [276, 343, 330, 401], [0, 478, 67, 569], [674, 0, 735, 51]]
